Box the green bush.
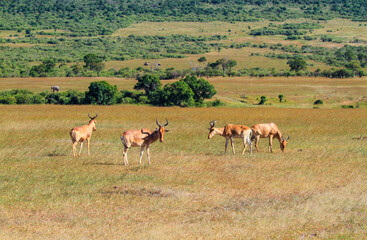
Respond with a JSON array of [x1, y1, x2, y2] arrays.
[[32, 95, 45, 104], [165, 81, 195, 107], [206, 99, 224, 107], [0, 96, 17, 104], [134, 74, 161, 95], [45, 93, 61, 104], [138, 95, 149, 104], [120, 97, 136, 104], [342, 105, 354, 109], [314, 99, 323, 105], [84, 81, 118, 105], [15, 94, 33, 104], [181, 75, 216, 104], [259, 96, 267, 105]]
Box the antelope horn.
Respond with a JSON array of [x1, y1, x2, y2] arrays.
[[163, 119, 169, 127], [156, 118, 162, 127], [209, 120, 216, 127], [89, 113, 98, 119]]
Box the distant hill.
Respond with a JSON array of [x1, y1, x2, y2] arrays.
[[1, 0, 366, 36]]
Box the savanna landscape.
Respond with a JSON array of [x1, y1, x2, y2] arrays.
[[1, 0, 367, 239]]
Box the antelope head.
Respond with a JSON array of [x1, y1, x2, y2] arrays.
[[280, 135, 290, 152], [88, 113, 99, 131], [208, 120, 217, 139], [156, 118, 169, 142]]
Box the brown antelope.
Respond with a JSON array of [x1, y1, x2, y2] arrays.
[[120, 119, 169, 165], [208, 120, 252, 154], [69, 113, 98, 157], [251, 123, 289, 153]]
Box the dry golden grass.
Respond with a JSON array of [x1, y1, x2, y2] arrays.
[[105, 47, 292, 71], [0, 105, 366, 239]]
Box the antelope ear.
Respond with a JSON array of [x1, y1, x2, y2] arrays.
[[156, 128, 159, 131], [164, 130, 170, 132]]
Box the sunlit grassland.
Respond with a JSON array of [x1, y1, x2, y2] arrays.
[[0, 105, 366, 239], [105, 47, 333, 72], [105, 47, 291, 71], [1, 76, 366, 108], [113, 18, 367, 48]]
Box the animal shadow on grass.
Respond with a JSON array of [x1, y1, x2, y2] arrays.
[[46, 149, 66, 157], [99, 185, 173, 199], [85, 162, 150, 169]]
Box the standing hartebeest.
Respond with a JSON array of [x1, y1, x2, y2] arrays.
[[69, 113, 98, 157], [120, 119, 169, 165], [51, 86, 60, 92], [208, 120, 252, 154], [251, 123, 289, 153]]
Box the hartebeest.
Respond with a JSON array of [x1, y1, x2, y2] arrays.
[[69, 113, 98, 157], [208, 120, 252, 154], [120, 119, 169, 165], [251, 123, 289, 153]]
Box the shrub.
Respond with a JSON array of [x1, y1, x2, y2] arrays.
[[278, 94, 284, 103], [138, 95, 149, 104], [287, 58, 307, 71], [164, 81, 195, 107], [84, 81, 118, 105], [32, 95, 45, 104], [134, 74, 161, 95], [181, 75, 216, 103], [206, 99, 224, 107], [314, 99, 323, 105], [342, 105, 354, 109], [45, 93, 61, 104], [120, 97, 136, 104], [259, 96, 267, 105], [15, 94, 33, 104], [0, 96, 17, 104]]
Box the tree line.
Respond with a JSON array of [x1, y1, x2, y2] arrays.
[[1, 1, 366, 36], [0, 75, 221, 107]]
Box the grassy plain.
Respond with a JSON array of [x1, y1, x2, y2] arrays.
[[0, 105, 366, 239], [1, 17, 367, 239]]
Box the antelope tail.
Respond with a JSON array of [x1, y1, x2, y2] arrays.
[[246, 129, 253, 146], [69, 129, 77, 140], [120, 135, 129, 149]]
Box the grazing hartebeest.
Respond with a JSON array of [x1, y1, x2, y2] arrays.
[[120, 119, 169, 165], [208, 120, 252, 154], [69, 113, 98, 157], [251, 123, 289, 153], [51, 86, 60, 92]]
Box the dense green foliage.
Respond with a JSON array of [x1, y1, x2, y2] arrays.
[[1, 1, 366, 37], [134, 74, 162, 95], [287, 58, 307, 71], [0, 76, 219, 107], [84, 81, 119, 105], [0, 1, 366, 80], [250, 22, 323, 36], [0, 34, 218, 65]]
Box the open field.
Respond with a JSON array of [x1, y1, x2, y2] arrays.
[[104, 47, 333, 72], [0, 105, 366, 239], [1, 76, 366, 108]]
